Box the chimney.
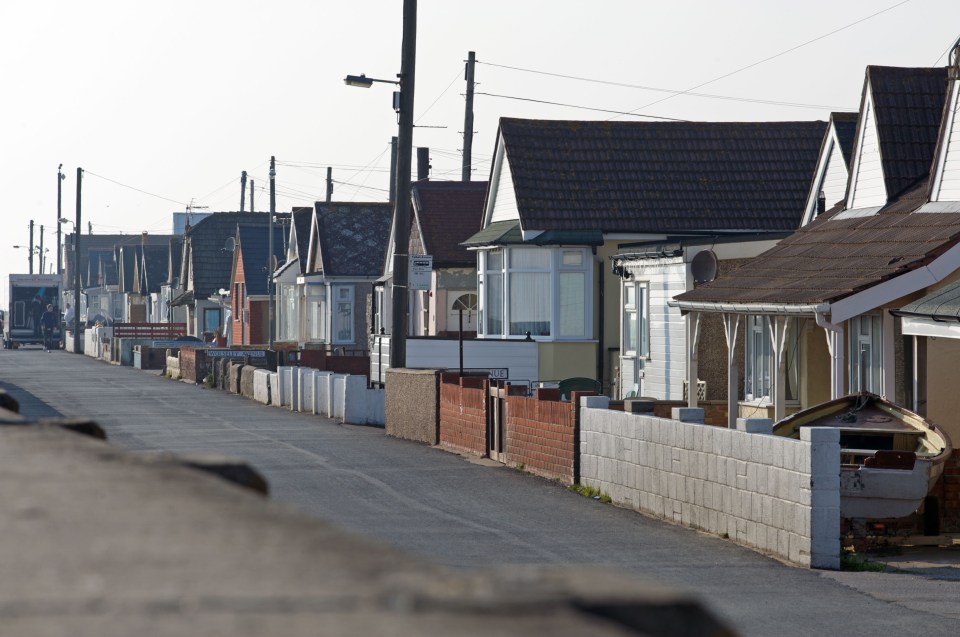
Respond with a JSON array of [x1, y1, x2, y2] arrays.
[[417, 147, 430, 181], [142, 231, 149, 246]]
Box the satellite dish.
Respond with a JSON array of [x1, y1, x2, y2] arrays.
[[691, 250, 718, 284], [223, 237, 236, 252]]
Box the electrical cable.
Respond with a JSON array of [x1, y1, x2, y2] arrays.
[[619, 0, 912, 117], [474, 92, 687, 121]]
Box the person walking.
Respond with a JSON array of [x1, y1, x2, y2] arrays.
[[39, 304, 57, 352]]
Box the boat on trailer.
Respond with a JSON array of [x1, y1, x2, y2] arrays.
[[773, 393, 952, 519]]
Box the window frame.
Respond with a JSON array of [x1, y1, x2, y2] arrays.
[[621, 281, 648, 359], [332, 284, 354, 344], [743, 315, 802, 404], [849, 314, 882, 393], [477, 246, 592, 341]]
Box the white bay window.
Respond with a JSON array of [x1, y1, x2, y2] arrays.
[[478, 246, 592, 340]]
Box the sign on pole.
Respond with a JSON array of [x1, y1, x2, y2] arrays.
[[408, 255, 433, 290]]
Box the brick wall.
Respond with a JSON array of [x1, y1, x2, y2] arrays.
[[299, 350, 370, 378], [653, 400, 728, 426], [504, 389, 584, 485], [179, 348, 209, 382], [439, 373, 487, 457]]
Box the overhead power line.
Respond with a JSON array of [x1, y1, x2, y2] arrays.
[[474, 92, 688, 121], [83, 171, 187, 207], [620, 0, 912, 117], [476, 60, 853, 111]]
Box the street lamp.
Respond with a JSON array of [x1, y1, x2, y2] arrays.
[[57, 165, 65, 276], [343, 0, 417, 370]]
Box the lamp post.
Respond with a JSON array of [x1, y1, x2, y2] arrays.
[[12, 245, 39, 271], [343, 0, 416, 369], [57, 164, 65, 276]]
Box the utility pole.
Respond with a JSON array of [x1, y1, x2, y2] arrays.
[[250, 179, 255, 213], [462, 51, 475, 182], [240, 170, 247, 212], [57, 165, 64, 275], [268, 156, 276, 348], [389, 136, 398, 205], [390, 0, 417, 369], [74, 168, 83, 353], [39, 226, 45, 274], [29, 220, 35, 274], [326, 167, 333, 202]]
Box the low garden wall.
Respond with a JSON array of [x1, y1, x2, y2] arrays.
[[385, 369, 441, 444], [438, 373, 487, 457], [504, 389, 579, 484], [578, 397, 841, 569]]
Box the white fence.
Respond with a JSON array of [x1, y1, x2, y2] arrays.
[[370, 335, 539, 386], [270, 367, 384, 426], [579, 397, 841, 569]]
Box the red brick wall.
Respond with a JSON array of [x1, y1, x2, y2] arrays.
[[439, 373, 487, 457], [179, 348, 208, 382], [299, 350, 370, 378], [504, 389, 580, 484]]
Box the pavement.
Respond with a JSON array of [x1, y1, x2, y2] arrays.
[[3, 347, 960, 636]]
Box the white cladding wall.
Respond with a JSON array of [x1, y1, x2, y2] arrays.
[[936, 86, 960, 201], [489, 150, 520, 224], [821, 140, 849, 207], [849, 99, 887, 209], [622, 259, 687, 400], [579, 402, 841, 568]]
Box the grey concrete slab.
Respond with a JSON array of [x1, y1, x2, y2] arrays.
[[4, 349, 960, 636]]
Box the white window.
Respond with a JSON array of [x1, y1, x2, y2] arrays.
[[622, 283, 648, 357], [374, 286, 386, 335], [849, 314, 882, 393], [745, 316, 801, 402], [333, 285, 354, 344], [478, 246, 591, 340], [280, 284, 298, 341], [305, 284, 326, 342]]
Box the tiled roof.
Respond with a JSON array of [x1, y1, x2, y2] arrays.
[[140, 245, 170, 294], [315, 203, 392, 277], [184, 212, 276, 298], [66, 233, 146, 288], [411, 181, 487, 266], [117, 245, 140, 293], [496, 118, 827, 233], [676, 185, 960, 306], [676, 66, 953, 308], [832, 112, 858, 166], [237, 225, 286, 296], [895, 279, 960, 320], [293, 207, 313, 273], [867, 66, 948, 199]]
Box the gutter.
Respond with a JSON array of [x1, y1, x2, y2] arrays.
[[669, 300, 829, 316]]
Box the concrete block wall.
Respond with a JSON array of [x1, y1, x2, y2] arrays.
[[439, 374, 487, 457], [385, 369, 441, 444], [579, 401, 841, 569], [342, 376, 385, 425], [269, 372, 280, 408], [253, 369, 271, 404], [240, 366, 257, 398], [332, 375, 347, 420], [298, 368, 316, 413]]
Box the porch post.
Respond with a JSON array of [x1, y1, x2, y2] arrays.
[[823, 326, 845, 399], [686, 312, 702, 408], [882, 311, 895, 399], [769, 316, 789, 422], [722, 313, 740, 429]]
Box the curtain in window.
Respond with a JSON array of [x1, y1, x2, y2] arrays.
[[486, 273, 503, 335], [509, 272, 550, 336], [558, 272, 585, 337]]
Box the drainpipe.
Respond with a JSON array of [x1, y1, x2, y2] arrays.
[[814, 307, 844, 399]]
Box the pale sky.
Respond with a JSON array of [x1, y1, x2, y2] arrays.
[[2, 0, 959, 305]]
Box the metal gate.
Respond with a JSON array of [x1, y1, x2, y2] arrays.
[[487, 380, 506, 462]]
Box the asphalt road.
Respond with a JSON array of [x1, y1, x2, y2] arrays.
[[4, 348, 959, 636]]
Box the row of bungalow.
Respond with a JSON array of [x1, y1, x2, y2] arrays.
[[63, 49, 960, 456]]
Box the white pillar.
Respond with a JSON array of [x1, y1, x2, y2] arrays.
[[769, 316, 789, 422], [686, 312, 702, 408], [722, 313, 741, 429]]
